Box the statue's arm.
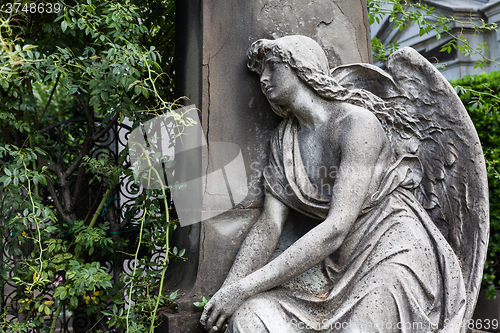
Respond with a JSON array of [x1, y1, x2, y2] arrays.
[[201, 110, 386, 331], [233, 111, 385, 294], [221, 191, 289, 288]]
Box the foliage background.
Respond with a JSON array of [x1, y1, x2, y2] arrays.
[[0, 0, 182, 332], [450, 73, 500, 299]]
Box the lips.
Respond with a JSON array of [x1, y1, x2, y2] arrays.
[[262, 84, 272, 95]]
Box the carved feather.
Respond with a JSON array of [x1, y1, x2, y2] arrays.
[[386, 47, 489, 332]]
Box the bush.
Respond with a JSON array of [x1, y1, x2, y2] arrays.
[[450, 72, 500, 299], [0, 1, 184, 332]]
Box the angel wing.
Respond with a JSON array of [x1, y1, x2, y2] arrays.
[[332, 47, 489, 331], [385, 48, 489, 330]]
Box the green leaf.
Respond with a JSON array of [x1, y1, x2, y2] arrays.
[[3, 177, 11, 186], [193, 296, 210, 307], [89, 95, 99, 106], [68, 86, 78, 95], [61, 21, 68, 33], [134, 85, 141, 96], [100, 91, 108, 102]]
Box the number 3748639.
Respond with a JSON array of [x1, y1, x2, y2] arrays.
[[2, 2, 62, 14]]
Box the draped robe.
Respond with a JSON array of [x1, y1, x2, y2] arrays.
[[228, 117, 466, 333]]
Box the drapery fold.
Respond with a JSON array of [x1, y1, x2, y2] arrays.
[[232, 117, 468, 332]]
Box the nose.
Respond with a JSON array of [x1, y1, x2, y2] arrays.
[[260, 67, 270, 84]]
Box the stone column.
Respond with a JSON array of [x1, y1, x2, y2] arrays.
[[162, 1, 372, 331]]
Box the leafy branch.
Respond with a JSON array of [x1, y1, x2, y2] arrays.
[[368, 0, 498, 69]]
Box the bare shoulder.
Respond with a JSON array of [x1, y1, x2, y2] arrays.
[[338, 103, 381, 130], [336, 103, 388, 155]]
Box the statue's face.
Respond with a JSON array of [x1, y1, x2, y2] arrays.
[[260, 54, 301, 107]]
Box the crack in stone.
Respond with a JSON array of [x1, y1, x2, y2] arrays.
[[335, 2, 347, 22], [204, 61, 211, 197], [318, 19, 334, 26], [201, 224, 206, 261], [334, 1, 364, 61], [208, 37, 229, 61]]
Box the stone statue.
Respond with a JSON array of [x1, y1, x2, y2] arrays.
[[200, 35, 488, 333]]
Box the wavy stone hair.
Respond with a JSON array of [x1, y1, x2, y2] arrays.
[[247, 36, 424, 142]]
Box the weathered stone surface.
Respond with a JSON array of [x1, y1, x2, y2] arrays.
[[200, 0, 371, 208], [159, 311, 204, 333], [166, 2, 373, 332], [198, 36, 488, 333], [255, 0, 372, 68], [168, 1, 489, 332], [386, 47, 490, 329]]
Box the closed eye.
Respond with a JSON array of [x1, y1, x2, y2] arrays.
[[264, 56, 280, 67]]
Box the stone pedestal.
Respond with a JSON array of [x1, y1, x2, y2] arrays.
[[163, 0, 372, 331]]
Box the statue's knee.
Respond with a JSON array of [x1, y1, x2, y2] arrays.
[[232, 297, 268, 320], [228, 297, 273, 332]]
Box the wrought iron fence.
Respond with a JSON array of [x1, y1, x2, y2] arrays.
[[0, 117, 174, 332]]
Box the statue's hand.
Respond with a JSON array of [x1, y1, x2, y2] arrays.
[[200, 282, 249, 332]]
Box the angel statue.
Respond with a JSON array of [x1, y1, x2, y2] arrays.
[[200, 35, 488, 333]]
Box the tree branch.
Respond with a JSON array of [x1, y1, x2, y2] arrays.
[[36, 151, 73, 223], [39, 72, 61, 123], [77, 94, 96, 133], [92, 111, 120, 142], [36, 151, 64, 179], [64, 116, 95, 179], [69, 165, 86, 213], [45, 176, 72, 224]]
